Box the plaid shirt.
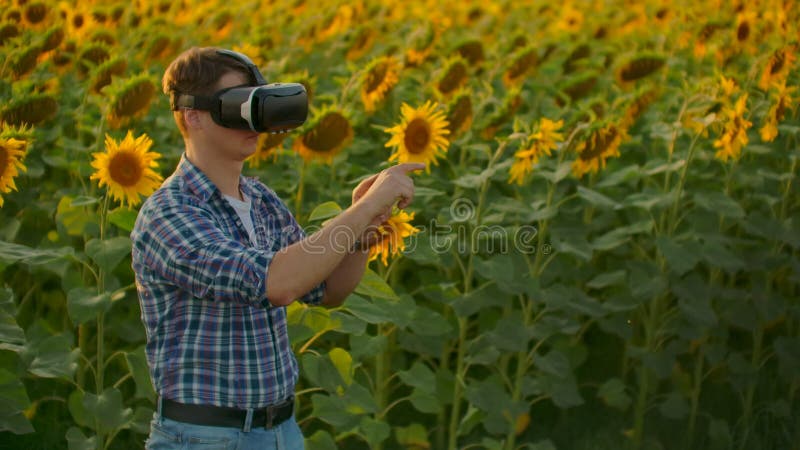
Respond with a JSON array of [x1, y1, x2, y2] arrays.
[[131, 155, 325, 409]]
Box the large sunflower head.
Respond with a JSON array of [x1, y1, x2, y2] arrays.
[[508, 117, 564, 185], [385, 100, 450, 172], [361, 56, 401, 113], [571, 123, 624, 178], [615, 53, 666, 87], [436, 56, 468, 97], [90, 130, 163, 207], [368, 209, 420, 266], [90, 57, 127, 94], [105, 73, 157, 129], [446, 90, 473, 138], [758, 45, 797, 90], [0, 124, 32, 208], [455, 39, 485, 69], [503, 45, 538, 86], [0, 93, 58, 126], [292, 106, 353, 164]]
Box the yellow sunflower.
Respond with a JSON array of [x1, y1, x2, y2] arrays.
[[760, 82, 795, 142], [385, 101, 450, 172], [0, 135, 29, 208], [105, 73, 157, 129], [361, 56, 401, 113], [572, 124, 624, 178], [368, 209, 420, 266], [615, 53, 666, 88], [0, 94, 59, 126], [509, 118, 564, 185], [713, 95, 751, 162], [758, 45, 797, 91], [445, 91, 473, 138], [90, 131, 163, 206], [436, 57, 468, 97], [293, 107, 353, 164], [503, 45, 538, 86], [248, 132, 287, 168]]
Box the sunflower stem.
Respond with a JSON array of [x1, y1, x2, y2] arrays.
[[294, 159, 307, 220]]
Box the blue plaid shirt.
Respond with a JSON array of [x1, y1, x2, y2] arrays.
[[131, 154, 325, 409]]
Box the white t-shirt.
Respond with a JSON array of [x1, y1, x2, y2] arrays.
[[223, 193, 256, 244]]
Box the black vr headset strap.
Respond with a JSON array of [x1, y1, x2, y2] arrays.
[[216, 49, 267, 85], [171, 93, 218, 111]]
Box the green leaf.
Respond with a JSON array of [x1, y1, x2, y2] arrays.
[[395, 423, 430, 449], [0, 240, 74, 266], [487, 315, 530, 352], [344, 295, 396, 324], [70, 196, 100, 207], [56, 196, 95, 236], [354, 268, 399, 300], [672, 274, 717, 328], [409, 387, 441, 414], [0, 288, 24, 352], [328, 348, 353, 386], [348, 334, 387, 361], [542, 284, 605, 318], [595, 164, 641, 187], [407, 305, 452, 336], [125, 347, 156, 400], [398, 362, 437, 394], [597, 378, 631, 410], [623, 191, 673, 210], [453, 160, 512, 189], [358, 416, 390, 447], [67, 288, 112, 326], [129, 406, 154, 435], [66, 426, 96, 450], [107, 207, 139, 232], [85, 237, 132, 269], [586, 270, 626, 289], [26, 334, 79, 380], [577, 186, 620, 209], [699, 237, 744, 272], [308, 201, 342, 221], [656, 236, 700, 276], [0, 369, 33, 434], [82, 388, 133, 433], [658, 391, 688, 419], [343, 382, 379, 415], [449, 284, 506, 317], [693, 191, 745, 219], [591, 220, 652, 251], [305, 430, 338, 450], [456, 405, 484, 437], [68, 390, 92, 428]]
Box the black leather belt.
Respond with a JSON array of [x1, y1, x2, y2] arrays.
[[160, 397, 294, 429]]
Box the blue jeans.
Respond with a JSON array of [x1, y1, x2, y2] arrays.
[[145, 413, 305, 450]]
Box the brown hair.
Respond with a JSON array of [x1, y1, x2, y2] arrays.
[[162, 47, 257, 136]]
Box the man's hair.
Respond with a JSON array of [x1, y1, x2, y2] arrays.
[[162, 47, 257, 137]]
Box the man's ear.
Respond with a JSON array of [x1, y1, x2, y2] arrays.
[[183, 109, 203, 130]]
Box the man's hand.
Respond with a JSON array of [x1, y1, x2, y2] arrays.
[[354, 163, 425, 213], [350, 163, 425, 249]]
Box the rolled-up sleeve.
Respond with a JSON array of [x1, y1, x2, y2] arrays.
[[134, 199, 275, 307]]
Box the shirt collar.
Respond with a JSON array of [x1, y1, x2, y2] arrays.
[[176, 153, 259, 202]]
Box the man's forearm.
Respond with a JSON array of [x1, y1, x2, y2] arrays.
[[266, 201, 374, 306], [322, 248, 370, 307]]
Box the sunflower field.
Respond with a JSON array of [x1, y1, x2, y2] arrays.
[[0, 0, 798, 449]]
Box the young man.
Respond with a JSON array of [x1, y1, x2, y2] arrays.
[[131, 47, 423, 449]]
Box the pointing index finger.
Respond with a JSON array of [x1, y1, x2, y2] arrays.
[[394, 163, 426, 173]]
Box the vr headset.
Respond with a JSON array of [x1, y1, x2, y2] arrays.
[[170, 49, 307, 133]]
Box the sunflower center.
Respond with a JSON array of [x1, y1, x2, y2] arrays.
[[404, 118, 431, 154], [303, 113, 350, 152], [108, 151, 143, 186], [364, 62, 388, 94], [579, 128, 618, 161], [0, 145, 8, 176]]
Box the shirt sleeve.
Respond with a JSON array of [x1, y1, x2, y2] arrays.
[[133, 198, 276, 308]]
